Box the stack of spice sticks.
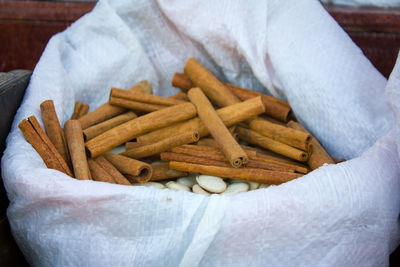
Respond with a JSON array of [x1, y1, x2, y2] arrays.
[[18, 58, 338, 194]]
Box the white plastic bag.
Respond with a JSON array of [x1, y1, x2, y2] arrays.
[[2, 0, 399, 266]]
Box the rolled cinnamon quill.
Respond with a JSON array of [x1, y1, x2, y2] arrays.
[[169, 161, 302, 185], [71, 101, 83, 120], [40, 100, 71, 166], [109, 97, 168, 113], [83, 112, 137, 141], [79, 80, 151, 129], [184, 58, 240, 107], [64, 120, 91, 180], [237, 127, 308, 162], [136, 96, 265, 144], [95, 156, 131, 185], [77, 103, 89, 118], [129, 80, 153, 95], [150, 162, 188, 181], [287, 120, 334, 170], [85, 102, 197, 158], [169, 91, 188, 101], [88, 158, 116, 184], [111, 88, 185, 106], [188, 87, 248, 167], [249, 117, 311, 151], [103, 152, 152, 183], [18, 116, 73, 176], [122, 131, 199, 159], [171, 72, 291, 121]]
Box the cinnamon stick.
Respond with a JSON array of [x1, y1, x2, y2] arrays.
[[71, 101, 83, 120], [103, 152, 152, 183], [129, 80, 153, 95], [109, 97, 168, 113], [237, 126, 308, 162], [18, 116, 73, 176], [249, 117, 311, 151], [136, 96, 265, 144], [85, 102, 197, 157], [287, 120, 334, 170], [64, 120, 91, 180], [122, 131, 199, 159], [184, 58, 240, 107], [169, 91, 188, 101], [171, 72, 291, 121], [111, 88, 185, 106], [150, 162, 188, 181], [77, 103, 89, 118], [40, 100, 71, 166], [88, 158, 116, 184], [169, 161, 302, 185], [94, 156, 131, 185], [188, 87, 248, 167], [78, 80, 150, 129], [83, 111, 137, 141]]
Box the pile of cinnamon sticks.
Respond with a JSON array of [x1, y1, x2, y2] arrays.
[[18, 58, 338, 194]]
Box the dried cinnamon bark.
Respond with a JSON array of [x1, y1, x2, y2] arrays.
[[136, 97, 265, 144], [111, 88, 185, 106], [77, 103, 89, 118], [40, 100, 71, 166], [122, 131, 199, 159], [94, 156, 131, 185], [169, 161, 302, 185], [71, 101, 83, 120], [85, 102, 197, 157], [188, 87, 248, 167], [287, 120, 334, 170], [109, 97, 168, 113], [18, 116, 73, 176], [103, 152, 152, 183], [150, 162, 188, 181], [169, 91, 188, 101], [171, 72, 291, 121], [64, 120, 91, 180], [88, 158, 116, 184], [83, 112, 137, 141], [249, 117, 311, 151], [237, 127, 308, 162]]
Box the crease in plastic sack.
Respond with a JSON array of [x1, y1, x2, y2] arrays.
[[1, 0, 399, 266]]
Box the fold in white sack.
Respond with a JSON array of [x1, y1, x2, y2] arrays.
[[1, 0, 399, 266]]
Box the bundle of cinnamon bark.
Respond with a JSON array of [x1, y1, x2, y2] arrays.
[[18, 58, 339, 194]]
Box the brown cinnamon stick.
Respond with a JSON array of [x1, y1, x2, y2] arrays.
[[94, 156, 131, 185], [150, 162, 188, 181], [169, 91, 188, 101], [103, 152, 152, 183], [287, 120, 335, 170], [83, 112, 137, 141], [169, 161, 302, 185], [249, 117, 311, 151], [136, 96, 265, 144], [237, 126, 308, 162], [171, 72, 291, 121], [71, 101, 83, 120], [188, 87, 248, 167], [64, 120, 91, 180], [111, 88, 185, 106], [184, 58, 240, 107], [40, 100, 71, 166], [88, 158, 116, 184], [78, 80, 150, 129], [109, 97, 168, 113], [18, 116, 73, 176], [77, 103, 89, 118], [129, 80, 153, 95], [85, 102, 197, 157], [122, 131, 199, 159]]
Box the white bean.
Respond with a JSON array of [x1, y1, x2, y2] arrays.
[[222, 183, 249, 195], [196, 175, 227, 193], [166, 181, 191, 192], [192, 184, 211, 196], [177, 173, 197, 188]]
